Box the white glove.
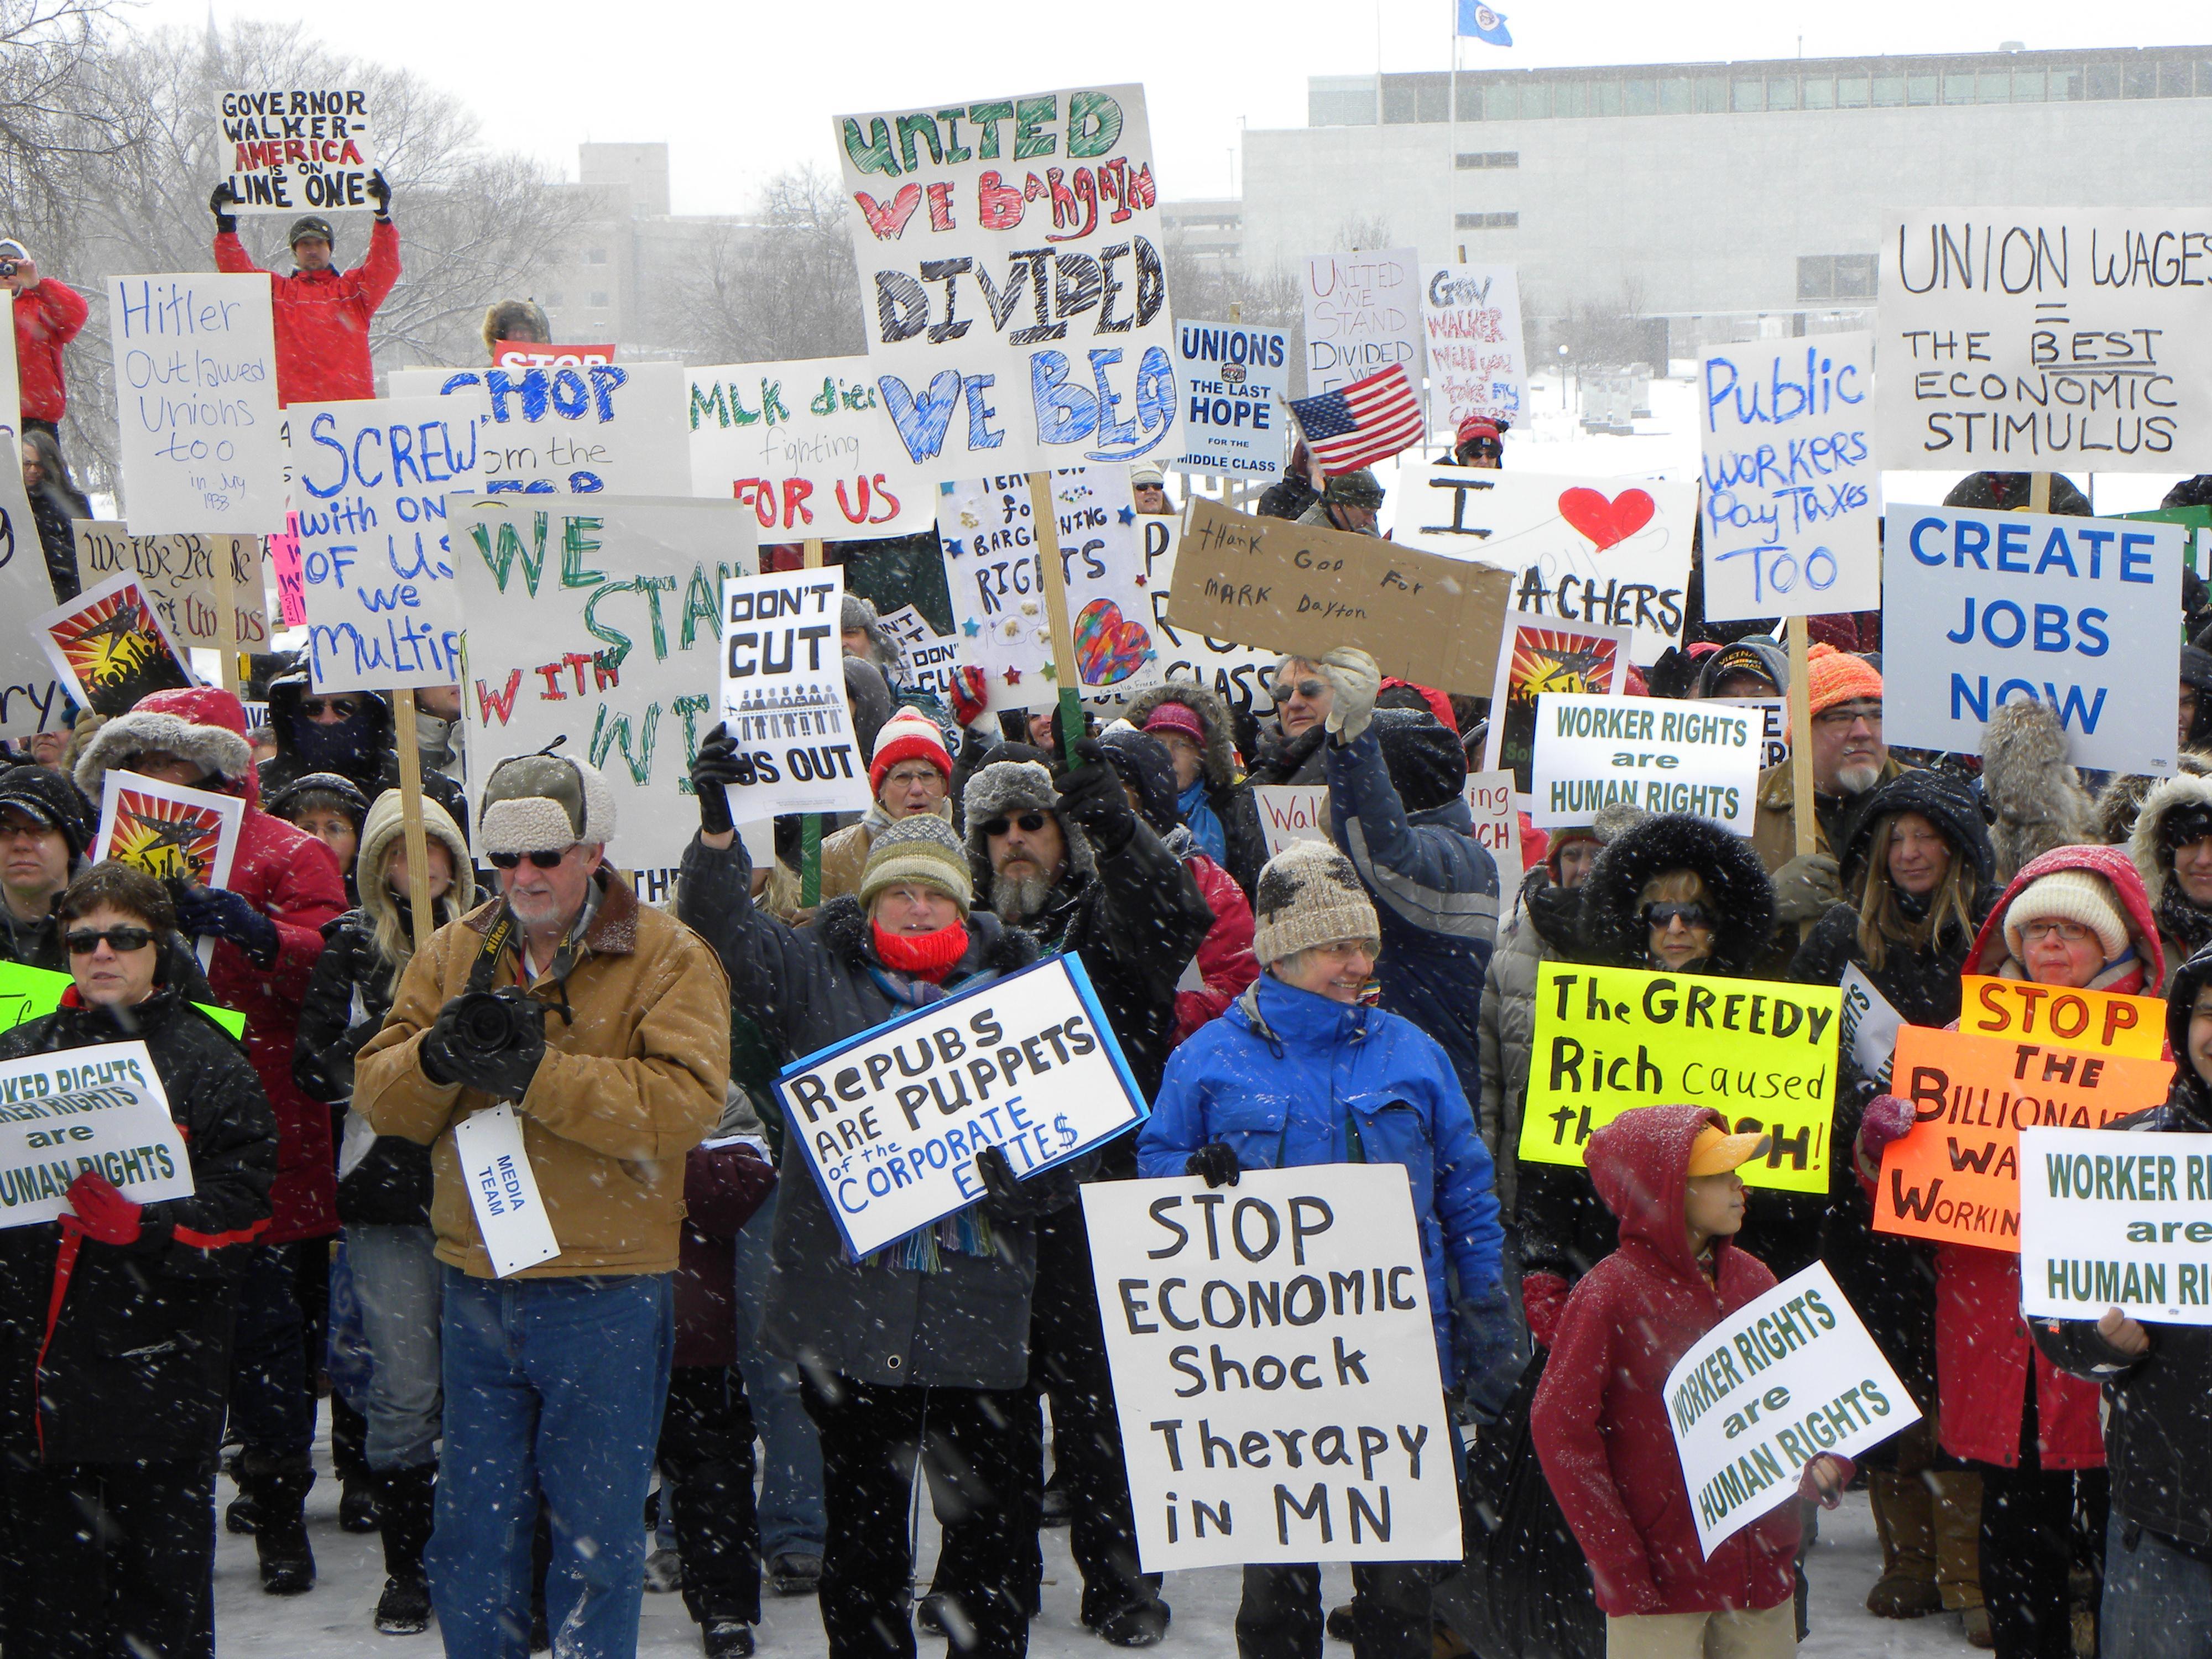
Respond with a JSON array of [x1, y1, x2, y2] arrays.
[[1320, 646, 1381, 744]]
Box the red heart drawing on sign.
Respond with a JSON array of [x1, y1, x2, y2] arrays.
[[1557, 487, 1657, 551]]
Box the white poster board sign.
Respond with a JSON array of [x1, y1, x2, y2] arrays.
[[1303, 249, 1422, 397], [775, 955, 1146, 1259], [0, 1040, 192, 1228], [1698, 335, 1880, 620], [109, 274, 284, 534], [1254, 784, 1331, 858], [1422, 264, 1526, 434], [1528, 693, 1760, 834], [1084, 1164, 1462, 1571], [0, 435, 71, 735], [1254, 774, 1519, 869], [1171, 322, 1288, 479], [718, 566, 873, 820], [0, 299, 19, 441], [1394, 464, 1695, 665], [1881, 505, 2182, 775], [2020, 1126, 2212, 1326], [1714, 696, 1788, 771], [875, 603, 961, 705], [217, 89, 377, 213], [1667, 1262, 1916, 1557], [388, 361, 690, 498], [1465, 768, 1522, 875], [1838, 965, 1905, 1090]]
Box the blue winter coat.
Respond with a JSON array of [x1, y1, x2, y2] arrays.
[[1325, 723, 1498, 1107], [1138, 973, 1504, 1382]]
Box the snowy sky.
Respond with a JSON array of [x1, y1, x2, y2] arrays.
[[140, 1, 2212, 215]]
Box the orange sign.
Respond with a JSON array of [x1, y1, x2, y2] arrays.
[[1956, 975, 2164, 1060], [1874, 1024, 2173, 1252]]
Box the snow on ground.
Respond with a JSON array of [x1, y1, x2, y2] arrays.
[[212, 1437, 1976, 1657]]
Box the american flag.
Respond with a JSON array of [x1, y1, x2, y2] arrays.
[[1287, 366, 1428, 476]]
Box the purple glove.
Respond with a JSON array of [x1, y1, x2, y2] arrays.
[[1858, 1094, 1916, 1163]]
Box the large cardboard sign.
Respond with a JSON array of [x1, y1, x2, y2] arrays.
[[72, 523, 266, 650], [716, 567, 873, 821], [1698, 335, 1880, 620], [2020, 1127, 2212, 1326], [1667, 1263, 1916, 1557], [1874, 1024, 2173, 1251], [1166, 498, 1515, 693], [777, 956, 1146, 1259], [109, 274, 284, 535], [454, 494, 759, 879], [1084, 1165, 1462, 1571], [1393, 465, 1695, 664], [686, 357, 934, 539], [1882, 505, 2182, 775], [1481, 612, 1630, 800], [35, 572, 194, 716], [217, 89, 375, 213], [1138, 517, 1280, 724], [1519, 961, 1840, 1193], [0, 1040, 192, 1229], [1877, 209, 2212, 471], [1526, 693, 1760, 834], [1422, 263, 1526, 433], [1303, 250, 1422, 397], [1172, 322, 1288, 479], [0, 437, 71, 737], [388, 362, 690, 498], [836, 85, 1177, 476]]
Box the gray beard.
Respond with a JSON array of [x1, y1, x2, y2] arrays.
[[990, 868, 1053, 922], [1834, 761, 1883, 797]]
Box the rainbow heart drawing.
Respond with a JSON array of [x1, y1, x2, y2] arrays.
[[1074, 598, 1154, 687]]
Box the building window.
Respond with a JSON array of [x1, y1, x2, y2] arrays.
[[588, 291, 610, 308], [1907, 72, 1938, 105], [2050, 67, 2082, 99], [1733, 77, 1764, 112], [1943, 72, 1975, 104], [1801, 76, 1835, 110], [1554, 80, 1587, 118], [1382, 80, 1418, 123], [2086, 62, 2122, 99], [1979, 70, 2012, 102], [1417, 77, 1451, 120], [1522, 82, 1552, 118], [1659, 76, 1692, 113], [1871, 73, 1906, 106], [2124, 63, 2158, 98], [1767, 76, 1798, 111], [1455, 151, 1520, 169], [1797, 255, 1877, 301], [1486, 82, 1518, 121], [1624, 77, 1657, 116], [2160, 60, 2194, 97], [545, 291, 565, 305], [1694, 75, 1727, 113], [1455, 212, 1519, 229], [2013, 69, 2046, 101], [1590, 79, 1620, 116]]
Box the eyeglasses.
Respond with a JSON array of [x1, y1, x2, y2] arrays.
[[980, 812, 1048, 838], [298, 697, 362, 719], [884, 766, 946, 789], [66, 926, 154, 955], [2020, 919, 2094, 945], [1642, 902, 1712, 931], [1813, 703, 1883, 729], [0, 817, 53, 840], [1272, 679, 1326, 703], [489, 849, 567, 870]]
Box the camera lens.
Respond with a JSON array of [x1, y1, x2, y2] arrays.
[[452, 991, 520, 1053]]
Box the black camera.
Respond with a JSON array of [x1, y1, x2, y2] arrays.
[[445, 987, 544, 1056], [0, 262, 18, 280]]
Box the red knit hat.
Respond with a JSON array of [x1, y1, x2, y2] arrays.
[[1455, 415, 1503, 451], [1141, 701, 1207, 745], [869, 707, 952, 795]]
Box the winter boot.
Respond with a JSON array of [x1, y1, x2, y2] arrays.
[[702, 1619, 755, 1657], [1927, 1469, 1986, 1616], [373, 1463, 436, 1635], [247, 1462, 317, 1595], [1866, 1470, 1942, 1618], [333, 1394, 380, 1533]]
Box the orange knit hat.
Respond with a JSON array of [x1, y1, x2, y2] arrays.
[[1786, 643, 1884, 738]]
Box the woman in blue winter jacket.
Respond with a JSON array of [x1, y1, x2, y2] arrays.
[[1138, 838, 1513, 1659]]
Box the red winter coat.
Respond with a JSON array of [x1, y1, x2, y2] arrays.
[[1927, 843, 2164, 1470], [75, 687, 348, 1243], [12, 278, 88, 422], [1172, 848, 1259, 1045], [672, 1140, 776, 1369], [212, 220, 400, 406], [1532, 1105, 1841, 1617]]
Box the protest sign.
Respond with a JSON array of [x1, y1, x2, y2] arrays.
[[687, 357, 933, 539], [1882, 504, 2182, 775], [1667, 1262, 1916, 1557], [1465, 769, 1522, 875], [776, 954, 1146, 1259], [493, 342, 613, 368], [0, 436, 70, 737], [109, 274, 283, 534], [93, 771, 242, 891], [1303, 250, 1422, 397], [1957, 975, 2164, 1061], [1519, 961, 1840, 1193], [1481, 613, 1630, 800], [1394, 464, 1695, 665], [269, 511, 305, 627], [1874, 1024, 2174, 1251], [1172, 321, 1288, 479], [938, 468, 1162, 713], [1526, 693, 1760, 834], [1714, 696, 1788, 771], [288, 392, 488, 692], [1698, 335, 1880, 620], [1138, 515, 1279, 725], [388, 361, 690, 497], [835, 85, 1177, 476], [455, 494, 758, 881], [1084, 1164, 1460, 1571], [716, 566, 873, 821], [1838, 966, 1905, 1090], [72, 523, 266, 650], [1166, 498, 1515, 693], [2020, 1126, 2212, 1324], [217, 88, 375, 213], [1259, 773, 1521, 866], [0, 304, 18, 440], [0, 1040, 192, 1229], [1254, 786, 1330, 858], [1422, 263, 1526, 432], [1876, 209, 2212, 471], [36, 571, 193, 716], [875, 603, 961, 705], [0, 959, 242, 1040]]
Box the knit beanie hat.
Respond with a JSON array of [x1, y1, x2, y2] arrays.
[[869, 706, 952, 794], [1791, 643, 1885, 734], [1253, 840, 1380, 967], [859, 815, 972, 917], [2004, 868, 2130, 965], [1141, 701, 1207, 747], [288, 215, 334, 248]]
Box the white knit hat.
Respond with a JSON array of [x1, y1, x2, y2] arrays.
[[2003, 868, 2129, 964], [1252, 840, 1380, 967], [479, 748, 617, 857]]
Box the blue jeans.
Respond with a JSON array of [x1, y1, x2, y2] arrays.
[[348, 1224, 444, 1470], [226, 1242, 314, 1464], [730, 1187, 825, 1559], [427, 1270, 673, 1659], [2104, 1510, 2212, 1659]]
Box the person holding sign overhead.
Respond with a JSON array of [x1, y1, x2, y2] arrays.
[[0, 862, 278, 1659]]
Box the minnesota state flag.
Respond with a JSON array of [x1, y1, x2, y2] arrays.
[[1455, 0, 1511, 45]]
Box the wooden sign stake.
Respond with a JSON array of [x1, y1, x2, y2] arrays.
[[1026, 473, 1084, 765], [390, 687, 439, 949], [800, 537, 826, 907]]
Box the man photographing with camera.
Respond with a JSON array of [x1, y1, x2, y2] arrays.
[[354, 748, 729, 1659]]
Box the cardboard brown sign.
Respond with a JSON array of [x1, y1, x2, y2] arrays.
[[1166, 498, 1516, 691]]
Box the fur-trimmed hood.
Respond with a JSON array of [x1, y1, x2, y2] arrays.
[[1840, 767, 1995, 900], [813, 893, 1039, 980], [2130, 771, 2212, 910], [1980, 698, 2096, 884], [1966, 842, 2164, 987], [1126, 680, 1240, 791], [2098, 755, 2212, 848], [1577, 812, 1776, 975], [75, 686, 259, 808]]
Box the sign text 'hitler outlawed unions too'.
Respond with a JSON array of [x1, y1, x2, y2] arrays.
[[1083, 1165, 1461, 1572]]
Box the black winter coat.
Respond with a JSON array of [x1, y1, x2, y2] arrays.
[[293, 909, 432, 1227], [0, 988, 276, 1464], [257, 674, 472, 843]]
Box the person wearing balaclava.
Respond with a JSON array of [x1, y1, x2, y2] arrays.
[[258, 671, 472, 846]]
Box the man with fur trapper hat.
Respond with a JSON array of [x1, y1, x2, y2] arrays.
[[210, 171, 399, 406]]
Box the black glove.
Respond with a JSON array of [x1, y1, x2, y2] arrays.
[[367, 168, 391, 216], [171, 882, 278, 966], [417, 994, 547, 1102], [1052, 737, 1138, 855], [1186, 1142, 1241, 1188], [691, 721, 742, 835], [208, 180, 237, 234], [974, 1143, 1029, 1219]]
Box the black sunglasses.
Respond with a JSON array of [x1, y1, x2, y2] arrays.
[[980, 812, 1048, 838], [488, 850, 566, 870], [66, 926, 154, 955], [1642, 902, 1712, 931], [1272, 679, 1326, 702], [297, 697, 361, 719]]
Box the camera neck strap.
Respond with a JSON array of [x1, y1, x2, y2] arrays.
[[468, 902, 581, 1024]]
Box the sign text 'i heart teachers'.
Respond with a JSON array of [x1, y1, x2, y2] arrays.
[[1395, 465, 1696, 665]]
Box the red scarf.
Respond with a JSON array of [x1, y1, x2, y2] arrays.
[[873, 920, 969, 982]]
